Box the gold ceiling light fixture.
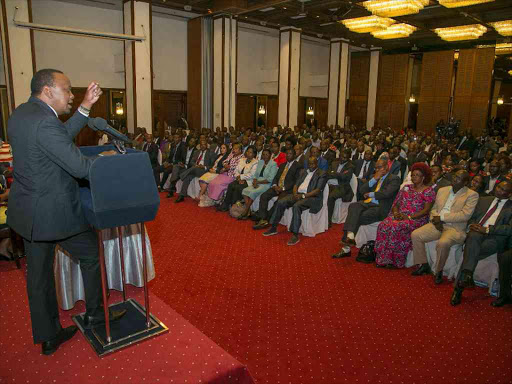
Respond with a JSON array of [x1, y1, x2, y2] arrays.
[[438, 0, 495, 8], [478, 43, 512, 55], [489, 20, 512, 36], [434, 24, 487, 41], [341, 15, 395, 33], [508, 70, 512, 76], [362, 0, 429, 17], [371, 23, 417, 39]]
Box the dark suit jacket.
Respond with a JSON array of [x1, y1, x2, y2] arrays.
[[389, 157, 408, 182], [351, 151, 365, 161], [294, 168, 327, 214], [144, 142, 159, 167], [407, 152, 428, 167], [359, 173, 401, 220], [272, 160, 302, 193], [483, 175, 503, 193], [320, 149, 336, 167], [169, 141, 185, 164], [328, 160, 355, 202], [468, 197, 512, 252], [180, 149, 217, 180], [433, 176, 451, 192], [7, 96, 92, 241], [354, 159, 375, 181]]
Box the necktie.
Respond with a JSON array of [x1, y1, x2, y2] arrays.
[[479, 199, 502, 226], [364, 162, 369, 176], [364, 178, 383, 203], [260, 164, 267, 177], [279, 163, 290, 188], [196, 151, 204, 165]]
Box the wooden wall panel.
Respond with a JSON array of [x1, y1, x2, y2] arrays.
[[187, 18, 202, 131], [348, 53, 370, 128], [267, 96, 278, 129], [236, 94, 255, 129], [417, 50, 454, 134], [316, 99, 328, 128], [153, 91, 187, 137], [452, 47, 494, 135], [375, 53, 409, 130]]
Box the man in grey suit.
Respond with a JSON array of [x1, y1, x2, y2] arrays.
[[7, 69, 125, 355]]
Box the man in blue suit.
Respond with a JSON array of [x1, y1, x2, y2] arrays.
[[7, 69, 125, 355]]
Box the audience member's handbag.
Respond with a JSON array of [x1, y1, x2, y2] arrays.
[[358, 240, 376, 261], [199, 194, 215, 208], [229, 201, 246, 219]]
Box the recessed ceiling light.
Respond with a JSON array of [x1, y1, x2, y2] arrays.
[[316, 15, 320, 18], [283, 7, 287, 9]]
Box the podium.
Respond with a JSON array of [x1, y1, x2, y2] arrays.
[[72, 145, 166, 356]]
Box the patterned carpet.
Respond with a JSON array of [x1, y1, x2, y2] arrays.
[[146, 192, 512, 384]]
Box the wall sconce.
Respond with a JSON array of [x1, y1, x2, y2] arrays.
[[115, 102, 124, 115], [306, 106, 314, 116], [258, 105, 266, 115], [409, 95, 416, 103], [497, 97, 504, 105]]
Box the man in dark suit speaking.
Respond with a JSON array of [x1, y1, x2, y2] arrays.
[[7, 69, 125, 355]]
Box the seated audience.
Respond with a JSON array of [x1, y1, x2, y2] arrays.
[[270, 141, 286, 166], [218, 146, 258, 212], [326, 148, 355, 227], [240, 148, 278, 220], [166, 137, 197, 197], [175, 141, 217, 203], [484, 160, 503, 194], [468, 159, 484, 178], [410, 170, 478, 284], [354, 149, 375, 184], [304, 146, 328, 171], [197, 144, 230, 201], [332, 159, 401, 258], [262, 156, 327, 245], [320, 139, 336, 167], [207, 143, 244, 202], [469, 174, 488, 197], [373, 163, 436, 268], [451, 180, 512, 306], [252, 149, 303, 230], [389, 145, 408, 182]]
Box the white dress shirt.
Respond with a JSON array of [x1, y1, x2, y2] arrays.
[[298, 169, 316, 194], [439, 187, 464, 221], [185, 148, 194, 165], [482, 198, 507, 227], [358, 160, 370, 178]]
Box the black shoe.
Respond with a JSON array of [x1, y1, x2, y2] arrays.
[[83, 309, 127, 330], [341, 238, 356, 247], [458, 269, 475, 288], [412, 263, 431, 276], [356, 255, 375, 264], [253, 220, 270, 230], [41, 325, 78, 355], [375, 263, 387, 268], [263, 227, 278, 236], [450, 287, 463, 306], [332, 250, 351, 259], [287, 234, 300, 246], [491, 297, 512, 308], [434, 271, 443, 285], [166, 191, 174, 198], [175, 195, 185, 203]]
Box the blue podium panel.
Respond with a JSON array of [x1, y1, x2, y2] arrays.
[[79, 146, 160, 229]]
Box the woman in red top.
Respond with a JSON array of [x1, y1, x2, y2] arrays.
[[270, 141, 286, 167]]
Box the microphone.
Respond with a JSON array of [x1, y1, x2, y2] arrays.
[[88, 117, 131, 144]]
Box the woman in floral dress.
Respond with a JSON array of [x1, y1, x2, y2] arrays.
[[375, 163, 436, 268]]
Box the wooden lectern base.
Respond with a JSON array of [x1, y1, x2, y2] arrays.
[[72, 299, 168, 357]]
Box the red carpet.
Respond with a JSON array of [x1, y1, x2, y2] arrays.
[[0, 262, 254, 384], [146, 193, 512, 384]]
